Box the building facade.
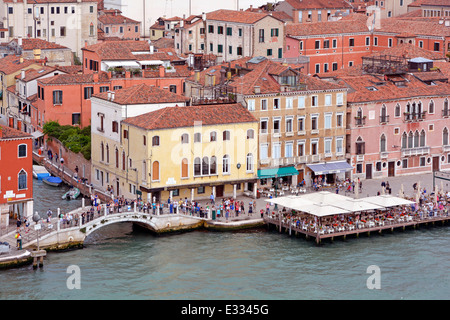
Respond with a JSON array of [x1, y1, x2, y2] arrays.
[[90, 83, 190, 198], [0, 125, 33, 228], [121, 103, 259, 202], [174, 9, 286, 62], [0, 0, 98, 58], [317, 55, 450, 180]]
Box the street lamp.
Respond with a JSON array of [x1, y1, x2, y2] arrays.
[[32, 212, 41, 251]]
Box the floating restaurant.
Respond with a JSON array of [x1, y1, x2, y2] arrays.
[[264, 191, 449, 244]]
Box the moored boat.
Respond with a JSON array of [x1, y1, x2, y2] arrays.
[[62, 187, 80, 200], [33, 165, 50, 180], [42, 176, 62, 187]]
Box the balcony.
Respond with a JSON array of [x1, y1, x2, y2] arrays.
[[404, 112, 426, 122], [311, 154, 321, 163], [380, 151, 389, 159], [355, 117, 366, 126], [401, 146, 430, 157], [297, 155, 307, 164], [379, 115, 389, 124], [356, 154, 364, 162], [443, 145, 450, 152]]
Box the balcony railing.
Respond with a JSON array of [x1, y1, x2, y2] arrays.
[[379, 115, 389, 124], [355, 117, 366, 126], [404, 112, 426, 122], [401, 146, 430, 157]]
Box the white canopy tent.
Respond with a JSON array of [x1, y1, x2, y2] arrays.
[[363, 195, 415, 207], [265, 191, 412, 217]]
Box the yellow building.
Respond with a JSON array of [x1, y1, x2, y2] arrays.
[[0, 56, 42, 120], [121, 103, 259, 202]]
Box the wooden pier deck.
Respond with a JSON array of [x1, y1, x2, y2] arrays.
[[264, 214, 450, 244]]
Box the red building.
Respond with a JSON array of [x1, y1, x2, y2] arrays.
[[0, 125, 33, 228], [285, 13, 450, 74]]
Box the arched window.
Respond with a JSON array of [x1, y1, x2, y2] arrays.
[[223, 130, 230, 141], [355, 137, 365, 155], [181, 158, 189, 178], [420, 130, 426, 147], [210, 156, 217, 175], [223, 155, 230, 174], [122, 151, 126, 170], [444, 98, 449, 116], [406, 102, 411, 114], [152, 136, 160, 146], [152, 161, 160, 181], [115, 148, 119, 168], [429, 100, 434, 114], [202, 157, 209, 175], [18, 169, 27, 190], [401, 132, 407, 149], [395, 103, 401, 117], [357, 107, 363, 118], [247, 129, 254, 139], [101, 142, 104, 162], [210, 131, 217, 142], [181, 133, 189, 144], [106, 144, 109, 163], [443, 128, 449, 146], [408, 131, 413, 148], [194, 132, 202, 143], [380, 134, 386, 152], [194, 157, 201, 176], [142, 161, 147, 181], [143, 135, 146, 146], [246, 153, 253, 171], [414, 130, 419, 148]]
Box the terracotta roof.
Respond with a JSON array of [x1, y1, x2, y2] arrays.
[[375, 17, 450, 37], [316, 65, 450, 103], [93, 83, 190, 105], [10, 38, 69, 51], [367, 43, 445, 61], [151, 37, 175, 49], [408, 0, 450, 7], [98, 13, 140, 25], [15, 66, 58, 82], [54, 65, 83, 74], [188, 56, 346, 95], [122, 103, 257, 131], [0, 125, 32, 139], [0, 55, 40, 74], [82, 41, 150, 60], [433, 61, 450, 79], [38, 72, 110, 85], [284, 0, 352, 9], [206, 9, 275, 24], [286, 14, 369, 36]]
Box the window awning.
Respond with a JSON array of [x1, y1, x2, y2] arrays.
[[31, 131, 44, 139], [257, 166, 299, 179], [138, 60, 164, 66], [104, 61, 140, 68], [307, 161, 353, 175]]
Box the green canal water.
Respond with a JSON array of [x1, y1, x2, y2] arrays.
[[0, 180, 449, 300]]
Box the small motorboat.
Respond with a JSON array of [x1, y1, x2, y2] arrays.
[[62, 187, 80, 200], [43, 176, 62, 187], [33, 165, 50, 180]]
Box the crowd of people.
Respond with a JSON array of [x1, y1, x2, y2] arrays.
[[268, 187, 450, 234]]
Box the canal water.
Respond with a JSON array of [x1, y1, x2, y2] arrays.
[[0, 180, 449, 300]]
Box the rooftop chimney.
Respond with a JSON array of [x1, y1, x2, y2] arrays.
[[21, 69, 25, 79], [159, 65, 165, 78], [254, 86, 260, 94]]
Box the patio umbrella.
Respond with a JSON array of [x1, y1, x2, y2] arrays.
[[298, 203, 350, 217], [363, 195, 415, 208], [333, 198, 384, 213]]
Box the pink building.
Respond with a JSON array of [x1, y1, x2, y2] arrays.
[[317, 55, 450, 180], [98, 9, 141, 41]]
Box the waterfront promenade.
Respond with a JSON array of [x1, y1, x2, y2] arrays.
[[1, 171, 448, 268]]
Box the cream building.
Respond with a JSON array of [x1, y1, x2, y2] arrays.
[[121, 103, 259, 203], [175, 9, 285, 62], [0, 0, 98, 59], [90, 83, 190, 198]]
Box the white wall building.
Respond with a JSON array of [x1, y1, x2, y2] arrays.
[[102, 0, 271, 38], [0, 0, 98, 59]]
